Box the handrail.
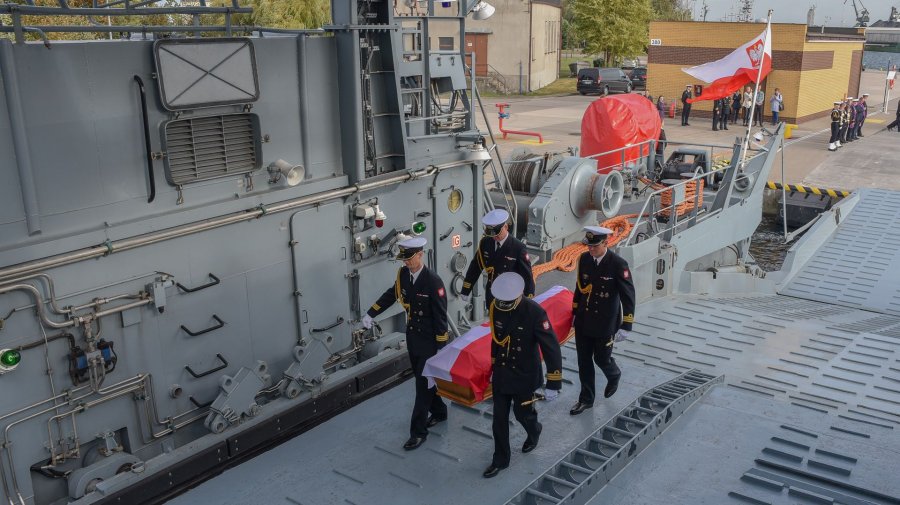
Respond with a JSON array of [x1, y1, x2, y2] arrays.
[[623, 150, 767, 246]]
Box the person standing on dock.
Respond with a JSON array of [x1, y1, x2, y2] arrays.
[[828, 101, 842, 151], [362, 237, 449, 451], [847, 98, 859, 142], [717, 97, 729, 131], [887, 98, 900, 131], [753, 88, 765, 127], [681, 85, 692, 126], [839, 100, 850, 146], [856, 94, 869, 138], [770, 88, 783, 125], [460, 208, 534, 308], [712, 98, 721, 131], [482, 272, 562, 479], [569, 227, 637, 416], [742, 86, 752, 126]]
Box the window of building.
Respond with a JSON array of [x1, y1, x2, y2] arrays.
[[438, 37, 454, 51]]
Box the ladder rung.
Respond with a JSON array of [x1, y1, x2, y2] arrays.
[[631, 406, 660, 416], [642, 395, 671, 406], [525, 488, 560, 503], [590, 436, 621, 449], [543, 475, 577, 488], [575, 448, 608, 460], [559, 460, 592, 474], [618, 415, 648, 427], [650, 389, 679, 399], [604, 426, 635, 438]]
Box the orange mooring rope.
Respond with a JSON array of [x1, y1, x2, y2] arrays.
[[532, 214, 636, 280], [532, 178, 704, 281]]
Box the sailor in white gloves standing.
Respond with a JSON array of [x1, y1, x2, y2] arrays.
[[362, 237, 449, 451], [569, 226, 636, 416]]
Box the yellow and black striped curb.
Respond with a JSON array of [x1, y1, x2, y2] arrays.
[[766, 181, 851, 198]]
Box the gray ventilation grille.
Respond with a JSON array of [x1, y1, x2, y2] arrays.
[[162, 114, 261, 186]]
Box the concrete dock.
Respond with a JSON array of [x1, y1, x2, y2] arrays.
[[476, 70, 900, 192]]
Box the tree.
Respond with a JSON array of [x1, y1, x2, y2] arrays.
[[1, 0, 331, 42], [651, 0, 692, 21], [571, 0, 652, 67]]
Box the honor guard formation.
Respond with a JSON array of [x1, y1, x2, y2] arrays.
[[828, 94, 869, 151], [361, 218, 636, 478]]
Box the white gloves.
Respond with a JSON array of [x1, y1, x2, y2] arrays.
[[543, 389, 559, 402], [362, 314, 374, 329], [615, 329, 630, 342], [461, 294, 470, 303]]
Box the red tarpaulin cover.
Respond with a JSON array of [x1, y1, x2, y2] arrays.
[[580, 94, 662, 174], [423, 286, 574, 404]]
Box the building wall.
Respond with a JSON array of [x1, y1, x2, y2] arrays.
[[460, 0, 560, 91], [528, 2, 561, 90], [647, 21, 864, 124]]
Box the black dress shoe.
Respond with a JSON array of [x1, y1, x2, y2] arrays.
[[569, 401, 593, 416], [604, 380, 620, 398], [426, 415, 447, 428], [522, 422, 542, 453], [403, 436, 426, 451], [482, 463, 507, 478]]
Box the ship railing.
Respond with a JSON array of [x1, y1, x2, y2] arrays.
[[623, 147, 768, 246], [0, 1, 257, 44]]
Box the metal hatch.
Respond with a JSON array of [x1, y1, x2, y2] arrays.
[[154, 38, 260, 110]]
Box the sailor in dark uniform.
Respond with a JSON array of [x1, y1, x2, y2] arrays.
[[569, 226, 636, 416], [482, 272, 563, 478], [828, 101, 841, 151], [839, 100, 850, 145], [680, 85, 692, 126], [460, 209, 534, 307], [363, 237, 449, 450], [712, 98, 721, 131], [718, 97, 729, 131]]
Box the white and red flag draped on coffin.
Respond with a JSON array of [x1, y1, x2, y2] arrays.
[[683, 23, 772, 103], [423, 286, 574, 404]]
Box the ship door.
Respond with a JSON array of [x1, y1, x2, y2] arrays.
[[465, 34, 488, 77], [290, 203, 351, 355]]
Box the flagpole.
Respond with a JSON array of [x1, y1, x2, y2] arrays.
[[740, 9, 773, 170]]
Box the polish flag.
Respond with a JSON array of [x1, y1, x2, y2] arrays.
[[683, 24, 772, 103], [422, 286, 574, 404]]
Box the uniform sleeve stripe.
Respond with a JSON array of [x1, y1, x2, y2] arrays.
[[436, 333, 449, 342], [372, 303, 381, 311], [623, 314, 634, 323]]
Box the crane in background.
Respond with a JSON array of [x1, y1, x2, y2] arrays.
[[844, 0, 870, 27]]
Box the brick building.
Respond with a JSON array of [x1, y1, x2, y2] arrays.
[[647, 22, 865, 124]]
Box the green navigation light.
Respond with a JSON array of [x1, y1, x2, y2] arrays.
[[0, 349, 20, 367], [411, 222, 427, 235]]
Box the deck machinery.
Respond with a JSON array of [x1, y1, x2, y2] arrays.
[[0, 2, 780, 505]]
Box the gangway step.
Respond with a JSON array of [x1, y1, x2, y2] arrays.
[[505, 369, 724, 505]]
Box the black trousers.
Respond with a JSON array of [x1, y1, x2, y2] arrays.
[[491, 390, 539, 467], [840, 124, 848, 143], [575, 332, 620, 405], [732, 107, 740, 124], [829, 122, 839, 144], [409, 353, 447, 438], [753, 104, 763, 125], [681, 103, 691, 125], [742, 107, 750, 125], [887, 117, 900, 130]]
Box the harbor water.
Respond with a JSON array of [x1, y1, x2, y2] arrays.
[[863, 51, 898, 71], [749, 215, 794, 271]]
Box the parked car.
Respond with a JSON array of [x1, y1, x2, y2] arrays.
[[630, 67, 647, 90], [577, 68, 632, 95]]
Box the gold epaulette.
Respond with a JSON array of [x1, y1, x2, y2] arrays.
[[546, 370, 562, 381], [623, 314, 634, 323], [436, 333, 449, 343]]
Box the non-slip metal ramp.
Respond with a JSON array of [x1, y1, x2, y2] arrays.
[[779, 188, 900, 316], [506, 370, 723, 505]]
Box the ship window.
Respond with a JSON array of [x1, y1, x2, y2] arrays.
[[438, 37, 454, 51], [162, 113, 262, 186]]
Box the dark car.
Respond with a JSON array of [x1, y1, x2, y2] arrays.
[[630, 67, 647, 90], [577, 68, 633, 95]]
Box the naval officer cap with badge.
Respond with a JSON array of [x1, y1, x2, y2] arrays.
[[460, 209, 535, 306], [362, 236, 450, 451], [482, 272, 563, 478], [569, 226, 636, 416]]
